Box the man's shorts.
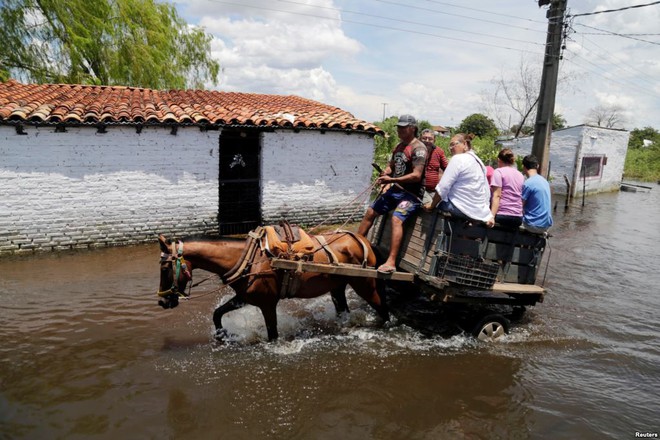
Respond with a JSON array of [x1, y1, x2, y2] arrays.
[[371, 189, 420, 222], [422, 189, 435, 205]]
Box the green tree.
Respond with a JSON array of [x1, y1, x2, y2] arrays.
[[624, 144, 660, 181], [628, 127, 660, 150], [457, 113, 499, 139], [0, 0, 219, 89], [552, 113, 566, 130], [624, 126, 660, 181], [372, 116, 399, 171]]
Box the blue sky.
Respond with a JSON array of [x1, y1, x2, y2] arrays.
[[175, 0, 660, 130]]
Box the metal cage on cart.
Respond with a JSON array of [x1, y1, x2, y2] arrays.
[[435, 250, 500, 289]]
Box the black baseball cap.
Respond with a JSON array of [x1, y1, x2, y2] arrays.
[[396, 114, 417, 127]]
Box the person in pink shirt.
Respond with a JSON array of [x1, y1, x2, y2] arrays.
[[489, 148, 524, 228], [485, 165, 494, 185]]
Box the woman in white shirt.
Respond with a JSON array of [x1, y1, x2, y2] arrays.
[[423, 133, 493, 224]]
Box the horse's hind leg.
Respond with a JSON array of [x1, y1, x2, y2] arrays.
[[213, 296, 245, 339], [330, 284, 350, 316], [349, 278, 389, 323]]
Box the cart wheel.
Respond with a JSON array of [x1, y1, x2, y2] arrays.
[[471, 314, 510, 342]]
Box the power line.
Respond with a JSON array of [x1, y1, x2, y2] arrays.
[[569, 33, 658, 86], [568, 1, 660, 17], [579, 32, 660, 37], [423, 0, 548, 23], [207, 0, 545, 55], [276, 0, 546, 45], [574, 23, 660, 46], [372, 0, 548, 32], [189, 1, 658, 127], [563, 52, 660, 99]]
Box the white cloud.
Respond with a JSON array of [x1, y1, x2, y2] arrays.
[[200, 15, 361, 69], [594, 91, 635, 110]]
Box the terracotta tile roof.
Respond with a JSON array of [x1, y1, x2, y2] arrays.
[[0, 80, 382, 134]]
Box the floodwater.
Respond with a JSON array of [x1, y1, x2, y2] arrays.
[[1, 184, 659, 439]]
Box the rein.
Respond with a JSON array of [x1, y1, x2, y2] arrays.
[[307, 180, 378, 234], [156, 179, 379, 302]]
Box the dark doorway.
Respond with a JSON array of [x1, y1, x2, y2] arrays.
[[218, 129, 261, 234]]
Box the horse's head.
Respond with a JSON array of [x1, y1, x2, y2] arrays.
[[157, 234, 192, 309]]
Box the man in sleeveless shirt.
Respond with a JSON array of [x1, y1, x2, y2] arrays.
[[358, 114, 427, 273]]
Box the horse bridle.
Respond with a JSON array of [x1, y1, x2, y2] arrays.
[[157, 240, 192, 299]]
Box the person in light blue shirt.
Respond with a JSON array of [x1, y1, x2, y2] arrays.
[[521, 155, 553, 233]]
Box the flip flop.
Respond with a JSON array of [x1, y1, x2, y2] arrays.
[[377, 264, 396, 274]]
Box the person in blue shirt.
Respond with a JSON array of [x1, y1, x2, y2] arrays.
[[521, 155, 553, 233]]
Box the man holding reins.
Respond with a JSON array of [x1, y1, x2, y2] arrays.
[[358, 114, 427, 274]]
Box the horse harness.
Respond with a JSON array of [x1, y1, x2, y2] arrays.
[[157, 222, 372, 301], [228, 221, 371, 299], [267, 222, 371, 299], [157, 240, 192, 299]]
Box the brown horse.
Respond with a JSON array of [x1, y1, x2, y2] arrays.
[[157, 231, 388, 341]]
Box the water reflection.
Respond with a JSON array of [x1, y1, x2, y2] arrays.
[[1, 186, 659, 438], [154, 340, 529, 439]]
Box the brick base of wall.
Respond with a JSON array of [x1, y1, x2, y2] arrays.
[[0, 217, 219, 255]]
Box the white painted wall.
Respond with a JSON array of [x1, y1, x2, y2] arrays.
[[261, 130, 373, 225], [577, 126, 630, 195], [0, 125, 219, 253], [0, 125, 376, 253], [507, 125, 629, 196]]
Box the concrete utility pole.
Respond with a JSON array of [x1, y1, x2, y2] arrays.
[[532, 0, 567, 177]]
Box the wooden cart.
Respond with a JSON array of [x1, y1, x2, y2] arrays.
[[272, 209, 549, 341], [372, 209, 548, 340]]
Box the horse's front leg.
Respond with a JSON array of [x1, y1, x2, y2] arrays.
[[213, 296, 245, 339], [259, 303, 279, 341], [330, 284, 350, 316]]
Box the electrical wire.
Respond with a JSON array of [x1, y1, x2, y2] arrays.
[[569, 33, 657, 86], [568, 1, 660, 18], [563, 52, 660, 99], [275, 0, 546, 45], [371, 0, 547, 31], [574, 23, 660, 46], [200, 0, 659, 116], [416, 0, 548, 24], [579, 32, 660, 37], [207, 0, 545, 54]]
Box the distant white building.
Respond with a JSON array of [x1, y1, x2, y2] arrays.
[[506, 125, 630, 197]]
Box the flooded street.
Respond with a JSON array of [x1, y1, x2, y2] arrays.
[[1, 184, 659, 439]]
